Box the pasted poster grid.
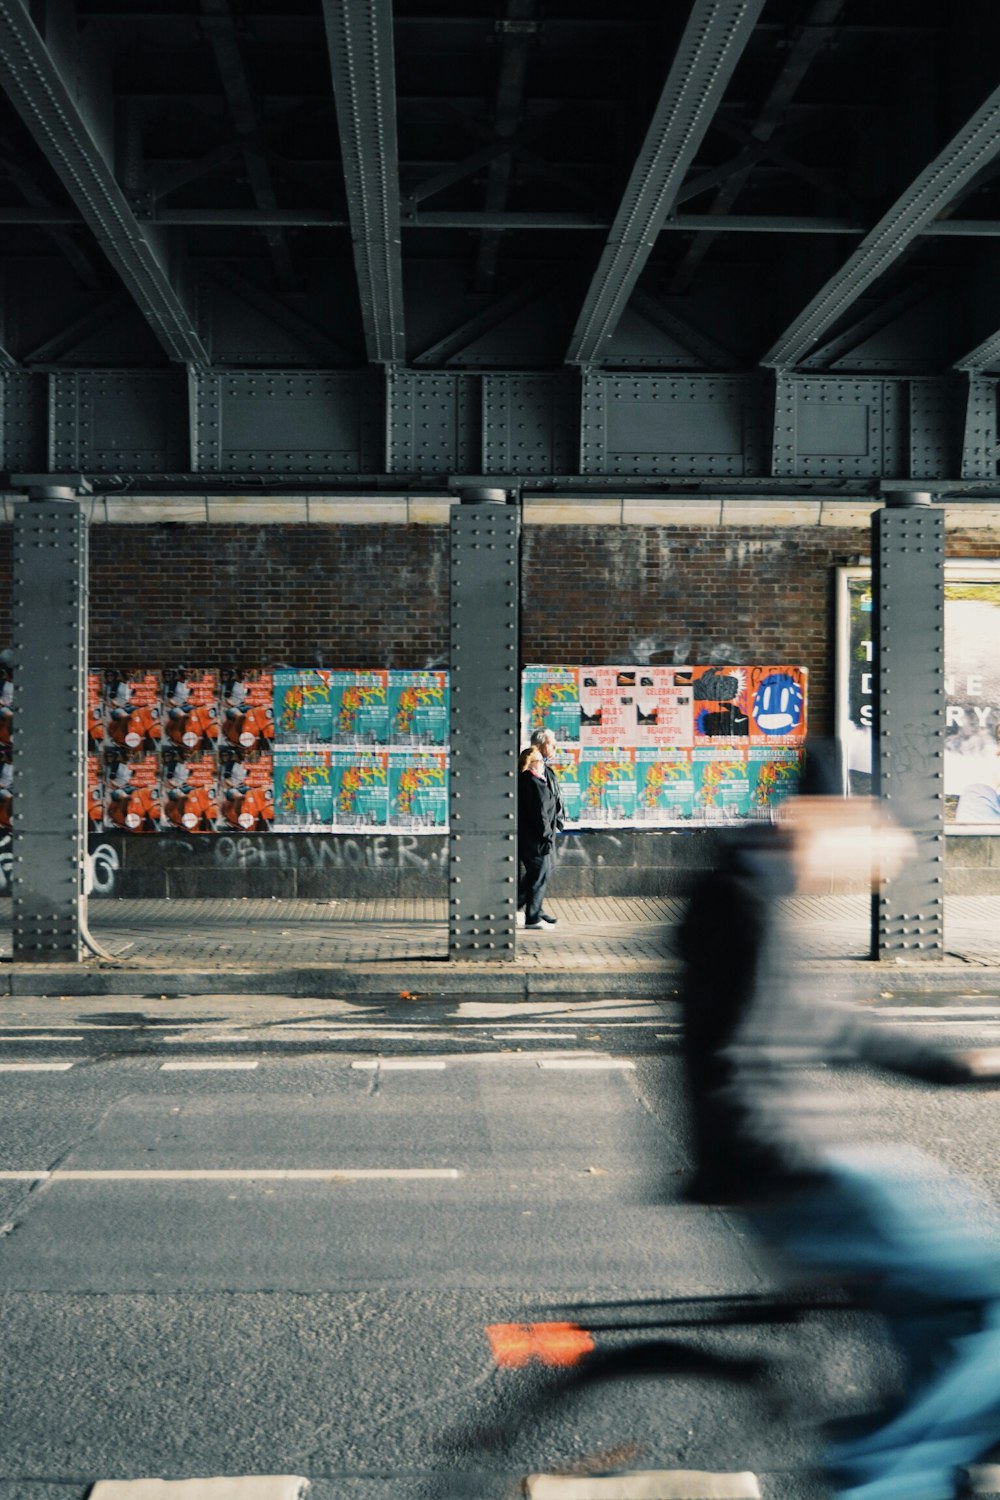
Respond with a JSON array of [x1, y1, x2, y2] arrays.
[[522, 665, 807, 826], [92, 669, 274, 834], [837, 564, 1000, 824]]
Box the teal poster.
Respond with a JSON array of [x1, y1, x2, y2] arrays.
[[273, 747, 334, 830], [748, 746, 802, 812], [579, 747, 636, 824], [389, 672, 449, 745], [635, 748, 694, 822], [521, 666, 580, 743], [389, 750, 449, 830], [549, 746, 582, 823], [331, 671, 389, 745], [329, 749, 389, 829], [273, 669, 334, 744], [692, 747, 750, 818]]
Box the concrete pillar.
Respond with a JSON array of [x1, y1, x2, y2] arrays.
[[870, 491, 945, 961]]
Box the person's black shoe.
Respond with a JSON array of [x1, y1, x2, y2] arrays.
[[537, 911, 558, 925], [523, 919, 547, 930]]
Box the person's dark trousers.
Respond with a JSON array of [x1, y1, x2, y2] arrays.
[[518, 849, 550, 924]]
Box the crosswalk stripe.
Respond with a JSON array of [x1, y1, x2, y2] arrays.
[[159, 1061, 260, 1071], [537, 1059, 635, 1070], [89, 1478, 309, 1498], [494, 1031, 578, 1040], [351, 1059, 447, 1071], [0, 1061, 75, 1072], [525, 1472, 760, 1499]]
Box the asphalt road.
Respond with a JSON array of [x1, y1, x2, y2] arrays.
[[3, 996, 1000, 1500]]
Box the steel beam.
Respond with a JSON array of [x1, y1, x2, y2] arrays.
[[565, 0, 766, 366], [322, 0, 405, 366], [669, 0, 847, 294], [959, 375, 998, 480], [448, 494, 519, 962], [11, 490, 88, 962], [763, 83, 1000, 369], [870, 497, 945, 962], [0, 1, 208, 366]]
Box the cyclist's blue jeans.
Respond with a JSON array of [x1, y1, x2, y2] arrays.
[[749, 1144, 1000, 1500]]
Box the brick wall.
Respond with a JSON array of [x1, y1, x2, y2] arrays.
[[520, 524, 874, 735], [87, 524, 451, 668]]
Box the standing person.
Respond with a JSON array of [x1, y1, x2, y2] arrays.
[[530, 727, 567, 839], [677, 746, 1000, 1500], [517, 745, 559, 930]]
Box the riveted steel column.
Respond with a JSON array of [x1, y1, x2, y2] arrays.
[[871, 492, 944, 962], [448, 490, 519, 961], [12, 489, 87, 961]]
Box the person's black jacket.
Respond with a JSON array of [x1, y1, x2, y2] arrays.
[[518, 769, 559, 856], [678, 826, 971, 1206]]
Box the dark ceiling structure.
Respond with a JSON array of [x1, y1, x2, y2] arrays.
[[2, 0, 1000, 491]]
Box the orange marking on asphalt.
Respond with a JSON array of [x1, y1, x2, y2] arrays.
[[486, 1321, 595, 1368]]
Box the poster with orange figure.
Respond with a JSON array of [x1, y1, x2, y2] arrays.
[[160, 750, 219, 833], [104, 671, 162, 754], [331, 671, 390, 745], [272, 669, 334, 744], [87, 753, 104, 831], [389, 750, 448, 830], [272, 747, 334, 830], [104, 751, 161, 833], [329, 749, 390, 829], [162, 669, 219, 757], [748, 746, 803, 810], [219, 670, 274, 759], [548, 746, 582, 824], [87, 673, 103, 749], [220, 752, 274, 832]]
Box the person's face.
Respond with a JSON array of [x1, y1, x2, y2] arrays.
[[540, 732, 556, 759]]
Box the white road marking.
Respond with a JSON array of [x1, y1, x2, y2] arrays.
[[351, 1059, 447, 1071], [494, 1031, 578, 1040], [89, 1476, 309, 1499], [0, 1062, 75, 1072], [159, 1060, 260, 1072], [537, 1058, 635, 1070], [0, 1034, 84, 1042], [0, 1168, 461, 1183], [525, 1471, 760, 1499]]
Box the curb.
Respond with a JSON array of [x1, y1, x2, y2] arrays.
[[525, 1474, 760, 1499], [2, 962, 1000, 1000]]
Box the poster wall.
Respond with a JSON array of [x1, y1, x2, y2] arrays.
[[64, 668, 450, 835], [521, 665, 807, 826], [837, 564, 1000, 825]]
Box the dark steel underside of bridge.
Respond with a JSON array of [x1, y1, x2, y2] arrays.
[[2, 0, 1000, 497]]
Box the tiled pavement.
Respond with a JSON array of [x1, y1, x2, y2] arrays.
[[2, 892, 998, 966], [0, 893, 998, 995]]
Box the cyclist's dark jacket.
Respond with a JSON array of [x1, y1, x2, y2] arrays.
[[677, 826, 968, 1206]]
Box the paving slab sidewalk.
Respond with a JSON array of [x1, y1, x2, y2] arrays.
[[0, 895, 999, 999]]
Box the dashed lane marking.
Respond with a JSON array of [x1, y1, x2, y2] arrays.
[[159, 1060, 260, 1071], [89, 1478, 309, 1499], [494, 1031, 578, 1040], [0, 1061, 75, 1072], [524, 1472, 761, 1499], [0, 1167, 461, 1183], [537, 1059, 635, 1070], [0, 1034, 84, 1042], [351, 1059, 447, 1071]]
